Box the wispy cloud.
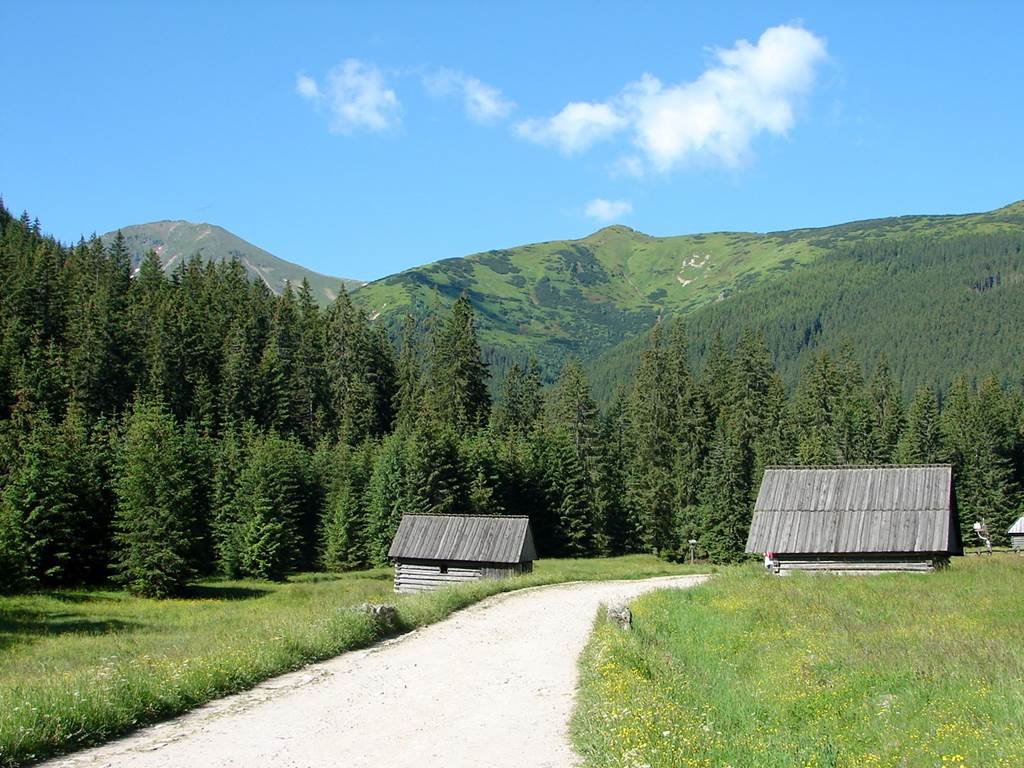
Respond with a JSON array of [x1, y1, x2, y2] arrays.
[[585, 198, 633, 222], [296, 74, 320, 100], [297, 59, 401, 134], [515, 102, 626, 155], [424, 68, 515, 123], [516, 24, 828, 171]]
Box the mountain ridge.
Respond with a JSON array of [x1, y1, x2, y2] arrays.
[[352, 200, 1024, 359], [101, 220, 363, 305]]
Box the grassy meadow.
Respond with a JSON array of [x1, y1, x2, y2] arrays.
[[573, 555, 1024, 768], [0, 555, 698, 767]]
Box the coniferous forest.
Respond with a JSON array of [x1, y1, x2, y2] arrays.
[[1, 203, 1022, 597]]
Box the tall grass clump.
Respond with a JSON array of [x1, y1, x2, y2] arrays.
[[573, 555, 1024, 768]]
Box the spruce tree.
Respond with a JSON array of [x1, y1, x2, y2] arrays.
[[667, 320, 710, 517], [325, 289, 396, 443], [321, 439, 376, 571], [425, 294, 491, 430], [492, 359, 543, 438], [970, 377, 1020, 544], [112, 399, 198, 598], [0, 498, 30, 592], [624, 323, 677, 555], [403, 425, 468, 515], [459, 430, 506, 516], [595, 393, 631, 555], [229, 431, 314, 581], [832, 343, 873, 464], [868, 355, 905, 463], [895, 385, 943, 463], [289, 280, 329, 445], [393, 314, 423, 432], [699, 415, 754, 563], [220, 321, 257, 431], [364, 434, 408, 566], [547, 359, 599, 453], [4, 410, 80, 585], [210, 425, 249, 577], [542, 426, 593, 557], [793, 350, 841, 464]]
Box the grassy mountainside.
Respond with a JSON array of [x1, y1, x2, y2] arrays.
[[588, 203, 1024, 402], [351, 202, 1024, 391], [102, 221, 362, 305]]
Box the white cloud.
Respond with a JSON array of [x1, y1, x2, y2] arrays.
[[295, 74, 320, 100], [517, 25, 827, 171], [425, 68, 515, 123], [585, 198, 633, 222], [515, 101, 627, 154], [296, 59, 400, 134]]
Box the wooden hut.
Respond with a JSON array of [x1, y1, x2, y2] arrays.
[[745, 465, 962, 574], [1009, 515, 1024, 551], [388, 515, 536, 593]]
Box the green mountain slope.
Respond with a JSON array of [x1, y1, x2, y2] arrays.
[[352, 201, 1024, 388], [587, 220, 1024, 403], [102, 221, 362, 305]]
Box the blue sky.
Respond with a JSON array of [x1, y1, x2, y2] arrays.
[[2, 2, 1023, 281]]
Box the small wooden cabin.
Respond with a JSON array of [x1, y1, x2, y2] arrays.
[[746, 465, 962, 574], [1009, 515, 1024, 551], [388, 514, 536, 593]]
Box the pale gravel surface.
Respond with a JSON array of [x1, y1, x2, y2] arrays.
[[43, 574, 708, 768]]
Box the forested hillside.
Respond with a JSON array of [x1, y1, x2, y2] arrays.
[[101, 221, 363, 306], [1, 203, 1022, 598], [588, 221, 1024, 403], [353, 202, 1024, 395]]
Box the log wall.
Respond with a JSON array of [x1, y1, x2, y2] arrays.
[[394, 560, 531, 593], [772, 554, 948, 575]]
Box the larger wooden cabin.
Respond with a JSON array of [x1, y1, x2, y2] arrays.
[[1009, 515, 1024, 551], [745, 465, 962, 574], [388, 515, 536, 593]]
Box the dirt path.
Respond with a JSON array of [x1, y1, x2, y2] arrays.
[[44, 574, 707, 768]]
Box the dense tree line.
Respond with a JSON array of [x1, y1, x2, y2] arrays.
[[1, 204, 1021, 596], [588, 231, 1024, 404]]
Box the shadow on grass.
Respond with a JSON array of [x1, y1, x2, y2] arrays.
[[0, 610, 138, 652], [183, 584, 271, 601], [361, 571, 394, 583], [45, 590, 119, 604], [290, 570, 393, 584]]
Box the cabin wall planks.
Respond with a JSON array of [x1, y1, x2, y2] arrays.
[[393, 560, 533, 593]]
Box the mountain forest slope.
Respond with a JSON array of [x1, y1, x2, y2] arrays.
[[351, 202, 1024, 396], [102, 221, 362, 305]]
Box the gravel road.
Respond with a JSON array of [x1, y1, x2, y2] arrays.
[[44, 574, 707, 768]]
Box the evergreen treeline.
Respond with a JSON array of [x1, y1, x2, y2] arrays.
[[588, 231, 1024, 404], [1, 204, 1021, 596]]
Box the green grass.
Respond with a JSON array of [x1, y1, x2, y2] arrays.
[[0, 555, 699, 767], [572, 555, 1024, 768]]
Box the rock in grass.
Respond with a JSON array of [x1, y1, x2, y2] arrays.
[[358, 603, 398, 629], [606, 603, 632, 630]]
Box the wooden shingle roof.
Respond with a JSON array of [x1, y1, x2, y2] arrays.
[[745, 465, 962, 555], [388, 515, 536, 564], [1009, 515, 1024, 535]]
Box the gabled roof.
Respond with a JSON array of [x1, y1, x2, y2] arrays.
[[388, 515, 536, 564], [746, 465, 961, 555], [1009, 515, 1024, 535]]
